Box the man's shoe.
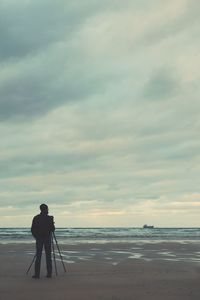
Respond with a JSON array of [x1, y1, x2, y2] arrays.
[[32, 275, 40, 279], [46, 274, 52, 278]]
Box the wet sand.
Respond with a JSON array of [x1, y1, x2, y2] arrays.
[[0, 242, 200, 300]]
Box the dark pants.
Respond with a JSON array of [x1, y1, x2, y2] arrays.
[[35, 236, 52, 277]]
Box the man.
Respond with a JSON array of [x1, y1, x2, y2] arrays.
[[31, 204, 55, 279]]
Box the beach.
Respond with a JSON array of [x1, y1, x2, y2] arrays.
[[0, 241, 200, 300]]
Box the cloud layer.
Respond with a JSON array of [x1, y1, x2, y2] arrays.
[[0, 0, 200, 226]]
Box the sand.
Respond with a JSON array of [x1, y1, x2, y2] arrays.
[[0, 242, 200, 300]]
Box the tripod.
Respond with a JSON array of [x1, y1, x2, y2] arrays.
[[51, 232, 67, 275], [26, 232, 66, 276]]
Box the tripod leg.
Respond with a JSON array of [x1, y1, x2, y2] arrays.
[[26, 254, 36, 275], [51, 234, 58, 276], [53, 232, 67, 273]]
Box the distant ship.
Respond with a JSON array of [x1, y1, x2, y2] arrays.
[[143, 224, 154, 229]]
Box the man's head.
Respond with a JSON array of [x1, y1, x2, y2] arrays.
[[40, 204, 48, 214]]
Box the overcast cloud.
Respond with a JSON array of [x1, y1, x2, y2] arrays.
[[0, 0, 200, 227]]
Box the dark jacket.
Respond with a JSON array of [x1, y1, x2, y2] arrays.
[[31, 213, 55, 239]]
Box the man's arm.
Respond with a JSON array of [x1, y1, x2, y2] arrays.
[[31, 217, 38, 238]]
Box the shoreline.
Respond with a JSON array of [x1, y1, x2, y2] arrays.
[[1, 238, 200, 244], [1, 242, 200, 299], [1, 240, 200, 266]]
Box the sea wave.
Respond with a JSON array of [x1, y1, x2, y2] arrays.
[[0, 227, 200, 244]]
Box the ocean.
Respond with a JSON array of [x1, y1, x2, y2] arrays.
[[0, 227, 200, 244]]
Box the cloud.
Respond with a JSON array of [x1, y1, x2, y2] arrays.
[[0, 0, 200, 226], [143, 68, 179, 100], [0, 1, 116, 120], [0, 0, 113, 61]]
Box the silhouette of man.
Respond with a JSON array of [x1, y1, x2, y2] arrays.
[[31, 204, 55, 279]]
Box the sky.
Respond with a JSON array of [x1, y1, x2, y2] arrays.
[[0, 0, 200, 227]]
